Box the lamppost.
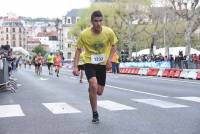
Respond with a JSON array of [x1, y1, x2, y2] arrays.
[[55, 18, 62, 50], [150, 32, 157, 56]]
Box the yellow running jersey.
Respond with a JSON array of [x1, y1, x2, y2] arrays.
[[76, 26, 118, 65]]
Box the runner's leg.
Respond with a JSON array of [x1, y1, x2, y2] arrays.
[[88, 77, 98, 112]]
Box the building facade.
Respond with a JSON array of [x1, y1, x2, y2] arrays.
[[62, 9, 81, 59], [0, 18, 27, 48]]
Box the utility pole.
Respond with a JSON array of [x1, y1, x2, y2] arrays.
[[163, 0, 169, 57]]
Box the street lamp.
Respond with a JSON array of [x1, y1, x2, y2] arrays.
[[150, 32, 157, 56], [55, 18, 62, 50]]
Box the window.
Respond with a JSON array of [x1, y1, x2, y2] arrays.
[[6, 34, 9, 40], [68, 43, 71, 48], [6, 41, 9, 45], [13, 41, 16, 47], [49, 36, 58, 41], [67, 52, 71, 59], [19, 41, 22, 47], [19, 28, 21, 33], [67, 17, 71, 24], [76, 17, 80, 23], [12, 34, 15, 40], [6, 28, 8, 32], [12, 28, 15, 32]]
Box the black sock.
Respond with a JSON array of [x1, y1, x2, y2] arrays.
[[93, 111, 98, 117]]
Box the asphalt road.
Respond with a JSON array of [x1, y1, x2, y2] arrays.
[[0, 66, 200, 134]]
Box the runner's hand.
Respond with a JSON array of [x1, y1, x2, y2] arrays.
[[72, 67, 79, 76], [106, 61, 112, 71]]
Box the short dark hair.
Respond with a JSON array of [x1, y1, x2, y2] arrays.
[[91, 10, 103, 21]]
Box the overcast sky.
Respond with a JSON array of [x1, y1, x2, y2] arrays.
[[0, 0, 91, 18]]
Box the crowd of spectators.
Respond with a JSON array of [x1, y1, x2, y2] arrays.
[[121, 51, 200, 69], [0, 45, 17, 76]]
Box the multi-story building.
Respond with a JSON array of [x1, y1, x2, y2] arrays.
[[0, 17, 27, 48], [37, 31, 59, 53], [22, 17, 61, 53], [26, 37, 40, 52], [62, 9, 81, 59]]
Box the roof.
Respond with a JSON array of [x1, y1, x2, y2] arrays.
[[1, 18, 23, 27], [37, 32, 46, 37], [47, 31, 58, 37], [27, 37, 40, 43], [66, 9, 81, 17], [37, 31, 58, 37]]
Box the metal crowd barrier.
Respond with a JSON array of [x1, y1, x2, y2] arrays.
[[0, 58, 9, 85], [0, 58, 16, 93]]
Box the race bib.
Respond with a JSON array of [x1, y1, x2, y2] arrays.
[[91, 54, 106, 64]]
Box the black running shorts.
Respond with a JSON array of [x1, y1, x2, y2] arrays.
[[84, 64, 106, 86], [35, 63, 41, 67], [78, 65, 84, 71], [47, 63, 53, 69]]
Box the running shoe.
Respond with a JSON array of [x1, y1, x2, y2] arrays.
[[92, 111, 99, 124]]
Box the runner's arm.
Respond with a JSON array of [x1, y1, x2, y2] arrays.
[[108, 45, 116, 62], [73, 48, 82, 68], [106, 45, 116, 69]]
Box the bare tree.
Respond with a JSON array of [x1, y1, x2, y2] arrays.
[[169, 0, 200, 56], [114, 0, 150, 56]]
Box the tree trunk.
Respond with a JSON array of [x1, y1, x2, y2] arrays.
[[128, 44, 132, 57], [185, 22, 192, 56]]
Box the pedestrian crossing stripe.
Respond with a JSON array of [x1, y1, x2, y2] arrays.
[[131, 99, 189, 108], [175, 97, 200, 103], [97, 100, 136, 111], [0, 98, 194, 118], [42, 102, 81, 114], [0, 104, 25, 118]]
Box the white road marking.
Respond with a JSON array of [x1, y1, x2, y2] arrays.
[[175, 97, 200, 103], [97, 100, 136, 111], [118, 74, 200, 85], [132, 99, 189, 108], [40, 78, 49, 81], [12, 78, 17, 81], [106, 85, 169, 98], [17, 84, 22, 87], [42, 102, 81, 114], [0, 105, 25, 118], [70, 77, 77, 79], [72, 75, 168, 97]]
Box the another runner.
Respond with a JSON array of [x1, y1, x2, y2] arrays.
[[47, 52, 54, 75], [54, 51, 62, 77], [35, 53, 43, 76]]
